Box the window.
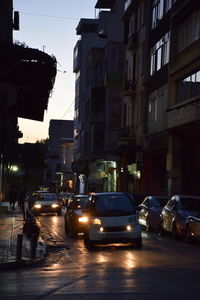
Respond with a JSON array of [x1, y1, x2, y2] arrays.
[[148, 85, 167, 133], [177, 9, 200, 52], [177, 70, 200, 103], [152, 0, 172, 29], [150, 32, 170, 75]]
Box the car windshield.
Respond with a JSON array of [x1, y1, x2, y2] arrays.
[[92, 194, 136, 216], [39, 194, 58, 201], [150, 197, 168, 208], [73, 197, 89, 209], [181, 197, 200, 211]]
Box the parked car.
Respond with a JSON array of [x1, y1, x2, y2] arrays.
[[31, 192, 62, 216], [185, 214, 200, 243], [138, 196, 169, 231], [64, 194, 90, 237], [160, 195, 200, 238], [83, 192, 142, 250], [125, 192, 146, 206]]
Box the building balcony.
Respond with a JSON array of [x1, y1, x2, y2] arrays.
[[0, 42, 57, 121], [119, 126, 135, 140], [117, 127, 136, 150], [127, 32, 137, 50], [123, 0, 138, 19], [171, 0, 191, 18], [122, 79, 136, 96]]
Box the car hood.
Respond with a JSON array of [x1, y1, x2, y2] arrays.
[[179, 210, 200, 218], [34, 200, 60, 205], [151, 207, 162, 213], [74, 209, 85, 216], [92, 214, 137, 226]]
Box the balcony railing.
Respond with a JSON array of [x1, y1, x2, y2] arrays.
[[123, 79, 136, 93], [119, 127, 135, 139], [128, 32, 137, 50]]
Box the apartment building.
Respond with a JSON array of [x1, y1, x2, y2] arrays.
[[73, 0, 200, 196], [122, 0, 200, 196], [73, 0, 125, 193], [167, 0, 200, 195]]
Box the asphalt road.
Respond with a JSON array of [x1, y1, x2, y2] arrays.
[[0, 212, 200, 299]]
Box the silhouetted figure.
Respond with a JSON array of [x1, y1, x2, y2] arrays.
[[9, 189, 18, 210], [18, 190, 26, 220]]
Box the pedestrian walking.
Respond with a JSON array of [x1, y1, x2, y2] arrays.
[[9, 188, 18, 210], [18, 190, 26, 220]]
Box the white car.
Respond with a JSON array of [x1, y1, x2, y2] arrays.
[[31, 192, 62, 216], [83, 192, 142, 249]]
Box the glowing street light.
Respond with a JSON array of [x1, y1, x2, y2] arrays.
[[10, 165, 18, 172]]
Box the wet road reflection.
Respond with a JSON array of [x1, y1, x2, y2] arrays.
[[0, 213, 200, 299]]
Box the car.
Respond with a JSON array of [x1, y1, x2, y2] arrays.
[[31, 192, 62, 216], [83, 192, 142, 250], [27, 190, 49, 209], [185, 214, 200, 243], [64, 194, 90, 237], [137, 196, 169, 231], [160, 195, 200, 238]]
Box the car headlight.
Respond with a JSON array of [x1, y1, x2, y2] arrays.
[[52, 204, 59, 208], [34, 204, 41, 209], [92, 218, 101, 225], [78, 216, 88, 223], [126, 225, 132, 231]]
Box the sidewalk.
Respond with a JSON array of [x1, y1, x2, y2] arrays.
[[0, 201, 46, 270]]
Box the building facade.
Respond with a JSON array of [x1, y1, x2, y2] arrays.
[[122, 0, 200, 196], [46, 120, 74, 192], [73, 0, 126, 193]]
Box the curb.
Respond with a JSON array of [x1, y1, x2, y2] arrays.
[[0, 236, 47, 271], [0, 256, 47, 271]]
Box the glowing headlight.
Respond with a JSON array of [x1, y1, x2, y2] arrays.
[[126, 225, 132, 231], [52, 204, 59, 208], [93, 218, 101, 225], [34, 204, 41, 209], [100, 227, 104, 232], [78, 216, 88, 223]]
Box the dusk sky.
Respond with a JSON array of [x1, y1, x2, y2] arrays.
[[13, 0, 97, 143]]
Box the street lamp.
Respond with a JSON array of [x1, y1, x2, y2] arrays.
[[10, 165, 18, 172]]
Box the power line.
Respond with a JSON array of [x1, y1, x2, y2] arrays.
[[19, 11, 79, 21], [61, 100, 75, 119]]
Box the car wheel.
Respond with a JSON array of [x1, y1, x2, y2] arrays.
[[134, 238, 142, 249], [146, 216, 152, 232], [84, 231, 95, 250], [185, 225, 192, 244], [71, 228, 78, 239], [64, 218, 70, 234], [172, 222, 178, 239]]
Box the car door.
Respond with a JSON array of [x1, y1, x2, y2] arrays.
[[65, 198, 74, 226], [162, 197, 177, 232], [190, 216, 200, 238], [138, 198, 149, 226]]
